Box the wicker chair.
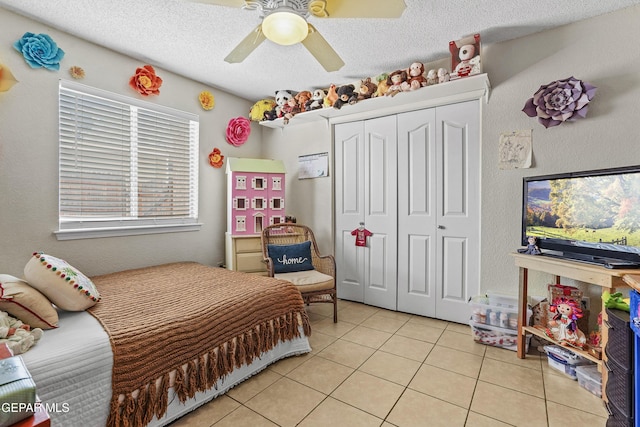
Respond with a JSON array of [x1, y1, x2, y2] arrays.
[[261, 223, 337, 323]]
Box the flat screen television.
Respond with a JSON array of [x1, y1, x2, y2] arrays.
[[521, 165, 640, 268]]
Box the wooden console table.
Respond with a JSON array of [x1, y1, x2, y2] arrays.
[[512, 253, 636, 400]]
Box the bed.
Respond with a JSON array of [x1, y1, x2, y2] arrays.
[[21, 262, 311, 427]]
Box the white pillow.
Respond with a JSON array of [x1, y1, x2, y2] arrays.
[[0, 274, 58, 329], [23, 252, 100, 311]]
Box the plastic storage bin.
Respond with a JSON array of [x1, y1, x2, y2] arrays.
[[543, 345, 592, 379], [470, 293, 532, 331], [575, 364, 602, 397], [469, 320, 529, 352]]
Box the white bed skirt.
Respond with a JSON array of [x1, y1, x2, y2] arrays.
[[22, 310, 311, 427]]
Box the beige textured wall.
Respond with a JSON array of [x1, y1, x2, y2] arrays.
[[261, 4, 640, 300], [0, 8, 261, 276]]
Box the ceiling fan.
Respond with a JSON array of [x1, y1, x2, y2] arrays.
[[188, 0, 406, 72]]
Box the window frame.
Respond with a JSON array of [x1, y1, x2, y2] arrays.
[[55, 80, 201, 240]]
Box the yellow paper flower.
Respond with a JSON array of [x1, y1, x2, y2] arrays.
[[69, 66, 85, 79], [0, 64, 18, 92], [199, 91, 215, 110]]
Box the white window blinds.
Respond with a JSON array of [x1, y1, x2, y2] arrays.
[[57, 80, 200, 239]]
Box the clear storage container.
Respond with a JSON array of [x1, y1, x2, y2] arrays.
[[575, 364, 602, 397], [469, 320, 530, 352], [543, 345, 592, 379], [469, 293, 531, 331]]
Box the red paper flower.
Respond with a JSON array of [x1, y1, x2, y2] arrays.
[[225, 116, 251, 146], [208, 148, 224, 168], [129, 65, 163, 96]]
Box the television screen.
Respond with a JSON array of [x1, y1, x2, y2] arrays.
[[522, 166, 640, 265]]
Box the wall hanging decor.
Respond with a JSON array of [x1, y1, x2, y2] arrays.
[[129, 64, 162, 96], [13, 32, 65, 71], [225, 116, 251, 147], [0, 63, 18, 92], [199, 90, 215, 110], [208, 148, 224, 168], [522, 76, 597, 128], [68, 66, 85, 79]]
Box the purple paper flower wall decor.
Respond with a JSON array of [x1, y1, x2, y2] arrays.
[[522, 77, 597, 128]]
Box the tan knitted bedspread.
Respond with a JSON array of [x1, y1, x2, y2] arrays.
[[88, 262, 310, 427]]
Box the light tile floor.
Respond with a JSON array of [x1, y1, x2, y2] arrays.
[[170, 299, 608, 427]]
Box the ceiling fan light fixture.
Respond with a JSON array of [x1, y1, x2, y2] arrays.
[[262, 8, 308, 46]]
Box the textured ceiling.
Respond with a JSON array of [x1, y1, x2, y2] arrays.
[[1, 0, 639, 101]]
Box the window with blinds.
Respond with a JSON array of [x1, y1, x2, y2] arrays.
[[57, 80, 200, 239]]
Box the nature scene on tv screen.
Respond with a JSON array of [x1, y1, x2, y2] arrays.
[[526, 173, 640, 248]]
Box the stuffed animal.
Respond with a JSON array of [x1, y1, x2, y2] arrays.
[[544, 297, 587, 348], [357, 78, 377, 101], [401, 62, 427, 91], [454, 44, 477, 78], [264, 89, 296, 121], [281, 97, 298, 124], [295, 90, 313, 113], [437, 68, 450, 83], [425, 69, 438, 86], [0, 311, 43, 355], [333, 84, 358, 110], [249, 98, 277, 122], [305, 89, 326, 111], [374, 73, 390, 97], [385, 70, 407, 97], [603, 291, 630, 312], [323, 84, 338, 108]]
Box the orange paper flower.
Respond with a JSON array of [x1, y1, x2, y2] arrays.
[[69, 66, 85, 79], [199, 91, 215, 110], [0, 64, 18, 92], [129, 64, 162, 96], [208, 148, 224, 168]]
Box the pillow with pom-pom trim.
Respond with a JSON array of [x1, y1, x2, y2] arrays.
[[0, 274, 58, 329], [24, 252, 100, 311]]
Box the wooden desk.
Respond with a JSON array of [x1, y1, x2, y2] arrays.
[[513, 253, 637, 400]]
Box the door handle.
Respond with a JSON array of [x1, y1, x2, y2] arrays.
[[437, 225, 445, 229]]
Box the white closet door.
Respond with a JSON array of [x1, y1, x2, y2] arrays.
[[435, 100, 481, 324], [363, 115, 398, 310], [334, 116, 398, 310], [397, 108, 437, 317], [334, 121, 366, 302]]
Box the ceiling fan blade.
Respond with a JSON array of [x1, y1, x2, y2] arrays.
[[318, 0, 406, 18], [185, 0, 246, 7], [224, 24, 266, 63], [301, 24, 345, 72]]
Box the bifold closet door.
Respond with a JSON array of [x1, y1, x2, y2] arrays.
[[396, 108, 438, 317], [435, 100, 481, 324], [334, 115, 398, 310], [396, 101, 480, 323]]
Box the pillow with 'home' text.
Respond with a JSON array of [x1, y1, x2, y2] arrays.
[[268, 241, 314, 274]]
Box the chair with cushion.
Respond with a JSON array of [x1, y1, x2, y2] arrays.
[[261, 223, 337, 323]]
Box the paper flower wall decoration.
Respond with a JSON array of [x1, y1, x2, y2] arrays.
[[225, 117, 251, 147], [522, 76, 597, 128], [69, 66, 85, 79], [13, 32, 65, 71], [199, 91, 215, 110], [0, 63, 18, 92], [129, 65, 162, 96], [208, 148, 224, 168]]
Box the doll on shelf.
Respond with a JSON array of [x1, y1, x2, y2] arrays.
[[544, 297, 587, 349], [519, 236, 542, 255]]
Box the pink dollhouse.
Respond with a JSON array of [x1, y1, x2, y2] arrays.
[[226, 158, 286, 235]]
